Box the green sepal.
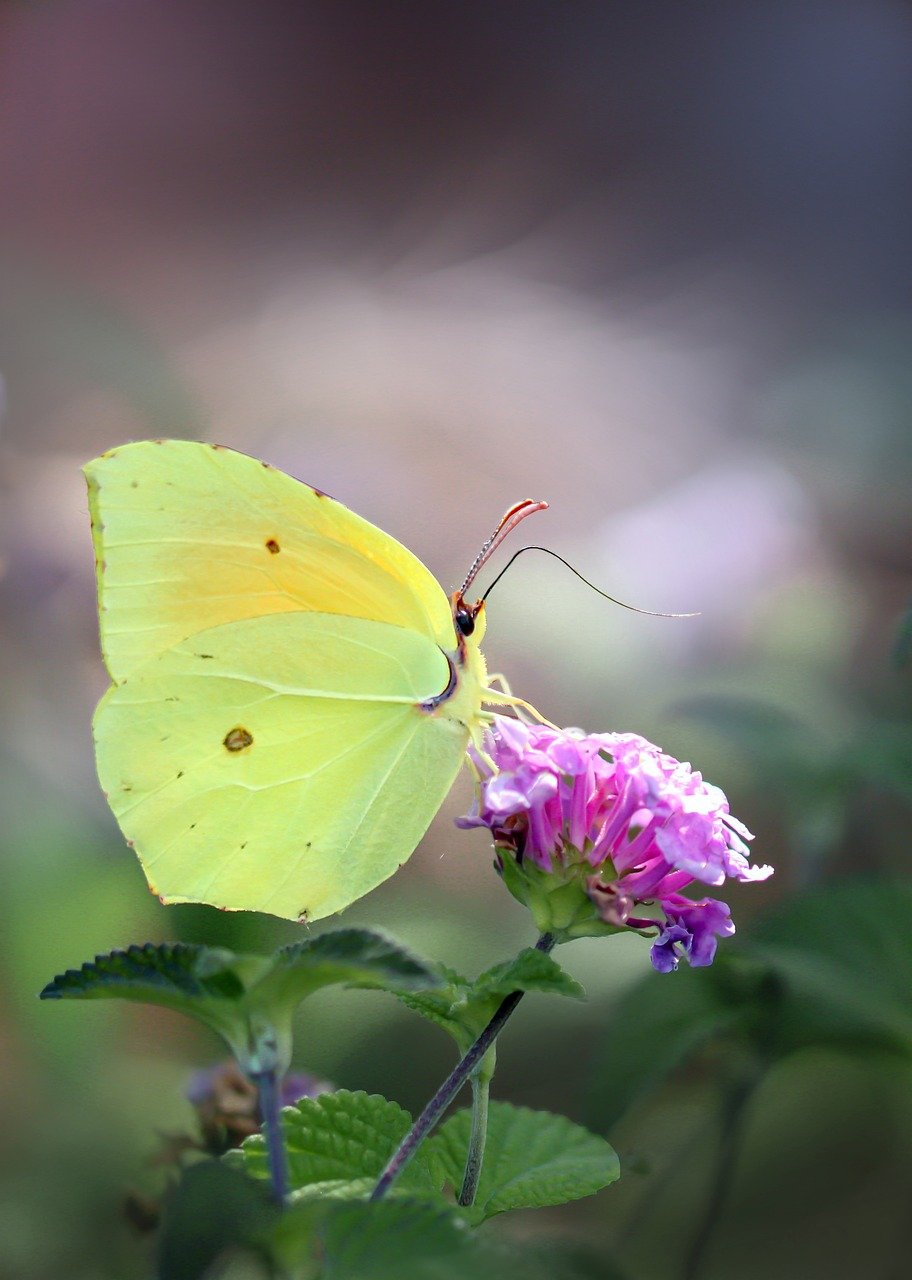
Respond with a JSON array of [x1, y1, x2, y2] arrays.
[[427, 1101, 620, 1222], [498, 851, 624, 941]]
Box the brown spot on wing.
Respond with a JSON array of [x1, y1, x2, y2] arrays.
[[224, 726, 253, 752], [265, 538, 280, 554]]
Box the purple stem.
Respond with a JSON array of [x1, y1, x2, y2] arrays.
[[370, 933, 555, 1201], [252, 1068, 288, 1205]]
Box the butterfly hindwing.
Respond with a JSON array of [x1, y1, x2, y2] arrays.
[[94, 612, 470, 921]]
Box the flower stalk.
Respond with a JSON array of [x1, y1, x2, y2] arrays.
[[457, 1068, 491, 1206], [251, 1067, 289, 1205], [370, 933, 555, 1202]]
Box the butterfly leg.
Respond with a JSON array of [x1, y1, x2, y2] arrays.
[[482, 676, 555, 728]]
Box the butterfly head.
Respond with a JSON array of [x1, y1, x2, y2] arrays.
[[452, 498, 548, 651], [452, 593, 486, 646]]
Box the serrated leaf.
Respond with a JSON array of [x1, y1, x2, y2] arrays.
[[39, 942, 257, 1050], [396, 965, 473, 1041], [40, 929, 442, 1075], [39, 941, 247, 1003], [268, 1198, 476, 1280], [287, 1177, 378, 1202], [251, 928, 442, 1014], [474, 949, 586, 1002], [397, 951, 585, 1053], [429, 1102, 619, 1220], [236, 1089, 443, 1197], [320, 1199, 470, 1279]]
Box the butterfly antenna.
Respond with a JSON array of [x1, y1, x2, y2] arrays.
[[481, 545, 700, 618], [460, 500, 549, 597]]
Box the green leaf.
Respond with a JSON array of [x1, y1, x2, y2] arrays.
[[395, 965, 473, 1042], [157, 1160, 279, 1280], [474, 949, 586, 1002], [38, 942, 260, 1051], [234, 1089, 442, 1198], [429, 1102, 619, 1221], [40, 928, 443, 1075], [398, 950, 585, 1053], [39, 941, 248, 1004], [312, 1201, 621, 1280], [319, 1200, 470, 1279], [251, 928, 442, 1014]]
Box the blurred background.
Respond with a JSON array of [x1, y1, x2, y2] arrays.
[[1, 1, 911, 1276]]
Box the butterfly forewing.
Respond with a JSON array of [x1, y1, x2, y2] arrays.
[[87, 440, 455, 682]]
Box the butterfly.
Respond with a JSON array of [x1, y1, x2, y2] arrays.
[[86, 440, 546, 922]]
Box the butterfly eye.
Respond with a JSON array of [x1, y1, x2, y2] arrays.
[[455, 606, 475, 637]]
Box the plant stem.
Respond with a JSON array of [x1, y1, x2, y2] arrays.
[[252, 1068, 288, 1206], [457, 1071, 490, 1206], [680, 1067, 762, 1280], [370, 932, 555, 1202]]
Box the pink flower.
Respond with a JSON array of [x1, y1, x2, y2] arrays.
[[458, 718, 772, 971]]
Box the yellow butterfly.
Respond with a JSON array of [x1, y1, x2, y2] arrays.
[[87, 440, 545, 922]]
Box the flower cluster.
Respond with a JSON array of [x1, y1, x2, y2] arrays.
[[458, 718, 772, 971], [186, 1060, 332, 1147]]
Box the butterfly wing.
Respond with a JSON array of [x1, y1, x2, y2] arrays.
[[94, 612, 471, 920], [86, 440, 455, 682]]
